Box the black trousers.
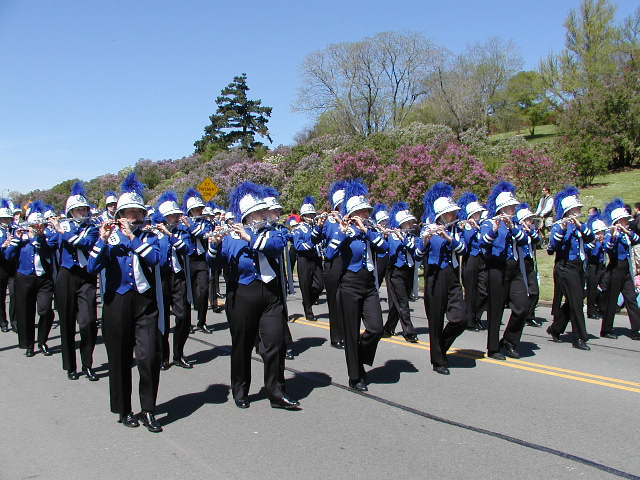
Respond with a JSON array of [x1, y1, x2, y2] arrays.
[[424, 266, 465, 367], [486, 258, 531, 352], [161, 270, 190, 362], [323, 256, 345, 344], [7, 273, 16, 330], [55, 267, 98, 372], [0, 265, 11, 329], [337, 269, 383, 381], [383, 265, 416, 335], [376, 254, 389, 289], [189, 255, 209, 327], [550, 262, 564, 319], [226, 280, 286, 402], [601, 260, 640, 335], [586, 262, 605, 317], [209, 265, 221, 307], [520, 258, 540, 322], [14, 273, 54, 349], [296, 254, 324, 317], [462, 255, 488, 328], [102, 289, 161, 415], [548, 260, 588, 341]]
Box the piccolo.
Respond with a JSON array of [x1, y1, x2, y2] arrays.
[[553, 214, 582, 226]]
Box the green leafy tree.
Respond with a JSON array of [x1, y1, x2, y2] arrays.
[[494, 71, 551, 135], [195, 73, 273, 155]]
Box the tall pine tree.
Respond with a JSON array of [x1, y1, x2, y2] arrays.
[[194, 73, 273, 155]]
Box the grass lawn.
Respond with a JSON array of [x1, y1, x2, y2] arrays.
[[490, 124, 558, 144]]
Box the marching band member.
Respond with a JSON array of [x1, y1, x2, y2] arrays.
[[546, 186, 593, 350], [382, 202, 419, 343], [183, 188, 213, 334], [601, 199, 640, 340], [49, 182, 100, 381], [457, 192, 488, 332], [153, 191, 194, 370], [87, 173, 163, 432], [204, 201, 224, 310], [293, 196, 324, 322], [4, 201, 57, 357], [584, 213, 607, 320], [99, 191, 118, 224], [262, 187, 296, 360], [416, 183, 466, 374], [371, 204, 390, 290], [514, 203, 541, 328], [327, 179, 387, 391], [206, 182, 300, 410], [0, 199, 15, 333], [320, 180, 348, 349], [480, 181, 530, 359]]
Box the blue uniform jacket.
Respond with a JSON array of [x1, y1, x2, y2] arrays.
[[547, 222, 594, 261], [325, 226, 388, 272]]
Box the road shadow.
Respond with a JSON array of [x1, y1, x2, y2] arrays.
[[517, 341, 540, 358], [284, 371, 332, 401], [367, 359, 419, 384], [156, 383, 230, 426], [292, 336, 326, 355], [188, 345, 230, 366]]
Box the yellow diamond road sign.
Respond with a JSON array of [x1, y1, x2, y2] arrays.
[[198, 177, 220, 202]]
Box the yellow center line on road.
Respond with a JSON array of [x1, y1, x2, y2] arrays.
[[292, 318, 640, 394]]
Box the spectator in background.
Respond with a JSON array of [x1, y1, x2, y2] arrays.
[[588, 207, 599, 216], [534, 187, 554, 243], [630, 203, 640, 235], [287, 208, 301, 225]]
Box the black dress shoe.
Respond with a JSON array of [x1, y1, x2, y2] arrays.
[[502, 341, 520, 359], [629, 330, 640, 341], [196, 324, 213, 334], [487, 352, 506, 360], [330, 340, 345, 349], [270, 396, 301, 410], [216, 292, 226, 299], [382, 328, 394, 338], [38, 344, 52, 356], [83, 367, 99, 381], [546, 327, 562, 343], [404, 334, 418, 343], [305, 314, 317, 322], [348, 379, 368, 391], [173, 357, 193, 369], [0, 326, 8, 333], [234, 398, 250, 409], [573, 339, 591, 351], [118, 412, 139, 428], [213, 306, 225, 313], [190, 325, 196, 334], [67, 370, 79, 380], [601, 332, 618, 339], [433, 365, 450, 375], [160, 360, 171, 371], [285, 348, 295, 360], [140, 411, 163, 433], [25, 348, 35, 357]]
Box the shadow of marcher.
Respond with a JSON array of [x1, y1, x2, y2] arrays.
[[516, 341, 540, 358], [155, 383, 230, 426], [366, 359, 419, 384], [247, 370, 333, 404], [292, 336, 326, 355], [188, 346, 230, 366]]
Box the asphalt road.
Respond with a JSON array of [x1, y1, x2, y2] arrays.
[[1, 283, 639, 480]]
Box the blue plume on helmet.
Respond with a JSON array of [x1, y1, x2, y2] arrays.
[[389, 202, 410, 228], [341, 178, 369, 216], [263, 186, 281, 199], [14, 203, 21, 210], [105, 190, 116, 199], [229, 181, 265, 220], [29, 200, 46, 214], [70, 181, 86, 197], [457, 191, 480, 220], [553, 185, 580, 221], [302, 196, 316, 206], [487, 181, 516, 217], [604, 198, 626, 225], [182, 187, 203, 211], [422, 182, 454, 223], [372, 203, 388, 221], [328, 180, 348, 207], [516, 202, 530, 213], [586, 212, 604, 231], [157, 191, 179, 206], [206, 200, 218, 210], [120, 173, 145, 196], [0, 198, 10, 209]]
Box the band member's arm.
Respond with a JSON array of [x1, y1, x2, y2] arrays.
[[510, 224, 528, 247], [547, 224, 565, 254], [293, 227, 314, 252], [479, 221, 497, 249], [123, 235, 160, 266], [168, 228, 192, 254], [579, 223, 594, 243], [325, 228, 352, 260], [450, 233, 466, 256], [529, 227, 541, 245], [87, 239, 110, 274], [2, 235, 22, 261], [366, 228, 388, 253], [250, 229, 286, 257], [413, 236, 429, 262]]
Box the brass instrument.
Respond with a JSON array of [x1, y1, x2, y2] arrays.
[[553, 214, 582, 227]]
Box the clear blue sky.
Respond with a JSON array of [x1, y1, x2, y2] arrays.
[[0, 0, 637, 194]]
